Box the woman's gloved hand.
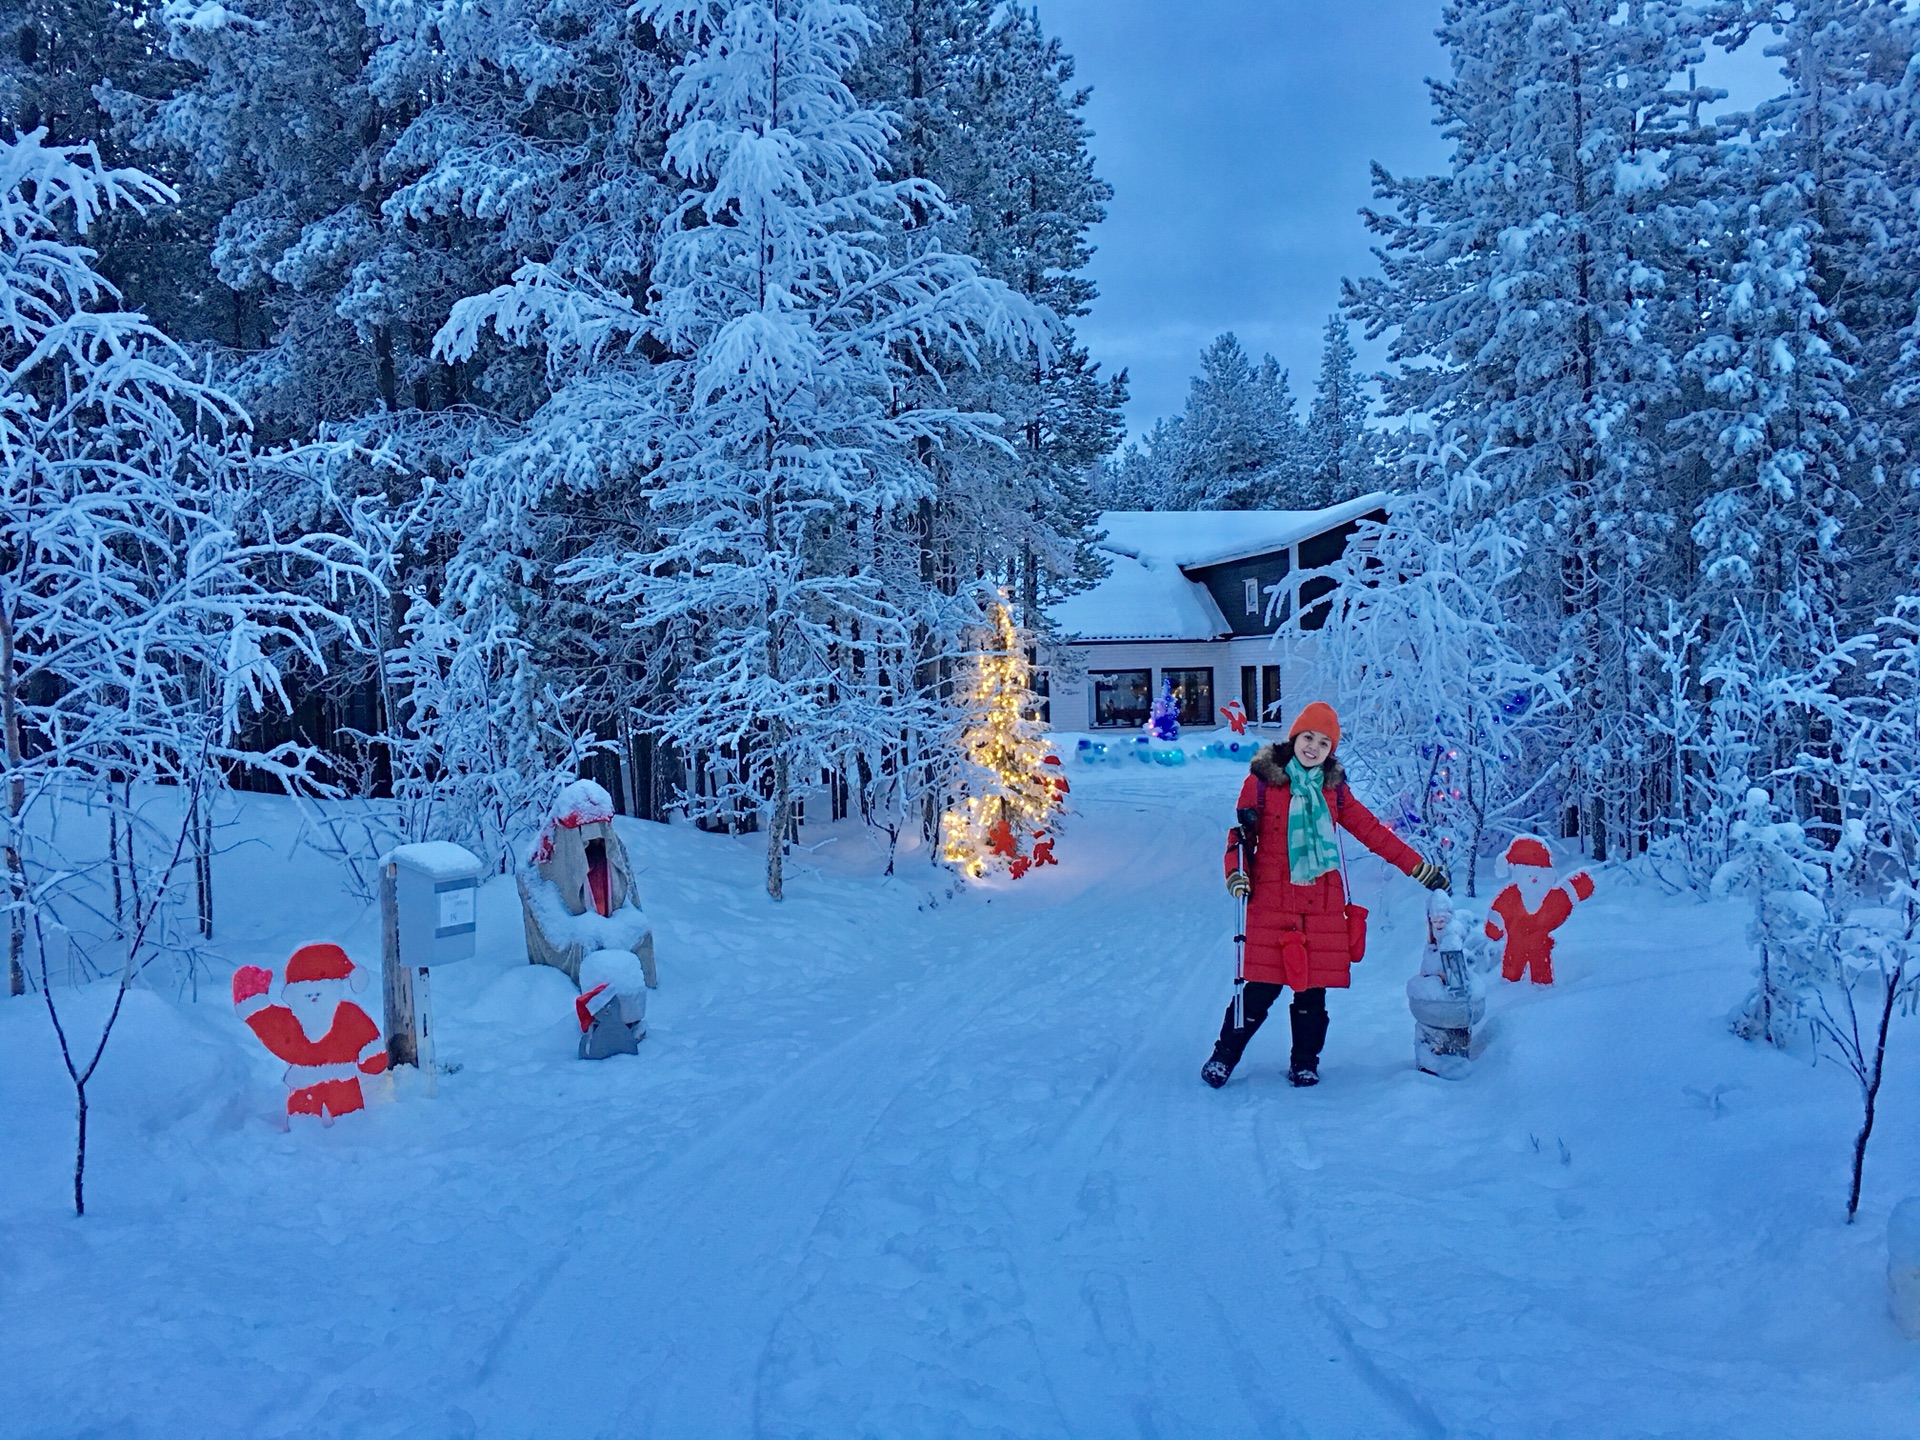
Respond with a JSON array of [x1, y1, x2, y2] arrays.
[[1411, 859, 1450, 891], [1226, 870, 1252, 899]]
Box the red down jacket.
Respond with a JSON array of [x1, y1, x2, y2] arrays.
[[1223, 745, 1422, 991]]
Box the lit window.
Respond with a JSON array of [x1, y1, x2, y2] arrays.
[[1090, 670, 1152, 728], [1164, 668, 1214, 726]]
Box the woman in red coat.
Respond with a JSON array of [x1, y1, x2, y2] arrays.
[[1203, 702, 1449, 1089]]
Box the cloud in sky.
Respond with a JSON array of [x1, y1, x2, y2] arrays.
[[1037, 2, 1788, 437]]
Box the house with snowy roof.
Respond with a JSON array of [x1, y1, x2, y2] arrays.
[[1044, 494, 1390, 733]]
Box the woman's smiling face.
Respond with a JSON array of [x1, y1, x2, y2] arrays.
[[1293, 729, 1333, 768]]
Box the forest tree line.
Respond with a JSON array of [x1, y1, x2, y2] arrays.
[[0, 0, 1126, 896]]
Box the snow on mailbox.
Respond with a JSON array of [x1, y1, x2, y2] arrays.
[[380, 841, 485, 1077]]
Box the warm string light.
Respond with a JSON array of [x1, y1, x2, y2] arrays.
[[940, 602, 1067, 879]]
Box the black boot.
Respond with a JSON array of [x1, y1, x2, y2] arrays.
[[1288, 988, 1329, 1087], [1203, 981, 1283, 1088]]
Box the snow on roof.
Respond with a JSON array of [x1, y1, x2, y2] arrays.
[[1048, 547, 1231, 642], [1048, 494, 1391, 643]]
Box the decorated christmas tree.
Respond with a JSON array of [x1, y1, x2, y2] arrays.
[[1146, 677, 1181, 741], [942, 603, 1067, 879]]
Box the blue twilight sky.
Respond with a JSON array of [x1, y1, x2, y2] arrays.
[[1036, 2, 1787, 437]]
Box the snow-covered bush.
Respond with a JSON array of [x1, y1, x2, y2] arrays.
[[1719, 600, 1920, 1220], [1719, 788, 1832, 1050], [381, 588, 591, 875], [1290, 449, 1564, 894]]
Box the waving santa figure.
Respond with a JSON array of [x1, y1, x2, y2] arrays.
[[1484, 836, 1595, 985], [233, 943, 388, 1121]]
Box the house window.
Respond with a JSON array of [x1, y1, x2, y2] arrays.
[[1243, 577, 1259, 616], [1090, 669, 1153, 728], [1261, 665, 1282, 723], [1240, 665, 1258, 719], [1164, 668, 1214, 726]]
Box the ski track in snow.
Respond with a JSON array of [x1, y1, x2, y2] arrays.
[[2, 760, 1918, 1438]]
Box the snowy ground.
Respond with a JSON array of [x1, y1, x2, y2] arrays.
[[4, 752, 1917, 1439]]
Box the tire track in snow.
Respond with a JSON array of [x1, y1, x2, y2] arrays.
[[462, 872, 1104, 1437]]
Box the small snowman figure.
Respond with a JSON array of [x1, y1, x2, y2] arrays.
[[1405, 890, 1485, 1079]]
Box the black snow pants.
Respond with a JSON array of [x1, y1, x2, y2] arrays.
[[1211, 983, 1329, 1073]]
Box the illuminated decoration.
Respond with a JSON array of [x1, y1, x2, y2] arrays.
[[1145, 677, 1181, 740], [941, 602, 1067, 879]]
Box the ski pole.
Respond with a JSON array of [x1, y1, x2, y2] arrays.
[[1233, 891, 1247, 1031]]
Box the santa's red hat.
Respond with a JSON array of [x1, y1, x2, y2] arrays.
[[1503, 836, 1553, 869], [284, 943, 356, 984]]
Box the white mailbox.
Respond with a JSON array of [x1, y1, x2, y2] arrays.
[[380, 842, 485, 1081], [388, 842, 484, 967]]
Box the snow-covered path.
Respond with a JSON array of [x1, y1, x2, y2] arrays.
[[4, 757, 1917, 1438]]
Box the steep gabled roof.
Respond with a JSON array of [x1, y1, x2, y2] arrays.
[[1047, 494, 1390, 643]]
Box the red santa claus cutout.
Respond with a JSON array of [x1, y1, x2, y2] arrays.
[[233, 943, 388, 1121], [1484, 836, 1595, 985]]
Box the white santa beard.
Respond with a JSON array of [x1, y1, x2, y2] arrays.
[[1514, 869, 1556, 909], [286, 985, 343, 1041]]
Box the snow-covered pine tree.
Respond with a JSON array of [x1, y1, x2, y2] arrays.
[[1706, 2, 1920, 634], [843, 0, 1121, 829], [361, 0, 683, 839], [1304, 315, 1377, 509], [141, 0, 400, 426], [1682, 0, 1895, 650], [442, 0, 1039, 899], [1095, 418, 1183, 510], [0, 0, 230, 345], [1159, 334, 1308, 511], [0, 132, 365, 1208], [1878, 6, 1920, 541], [1348, 1, 1713, 860], [942, 4, 1123, 611]]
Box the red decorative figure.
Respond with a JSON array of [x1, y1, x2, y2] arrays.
[[987, 818, 1019, 857], [233, 943, 388, 1122], [1484, 836, 1595, 985], [1219, 700, 1248, 735], [1042, 754, 1070, 805], [1030, 834, 1057, 868]]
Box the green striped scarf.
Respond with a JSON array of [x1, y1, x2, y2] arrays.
[[1285, 756, 1340, 883]]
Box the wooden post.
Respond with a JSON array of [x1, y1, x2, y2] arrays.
[[415, 965, 437, 1098], [381, 861, 418, 1067]]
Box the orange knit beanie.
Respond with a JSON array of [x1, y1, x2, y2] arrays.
[[1288, 701, 1341, 750]]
